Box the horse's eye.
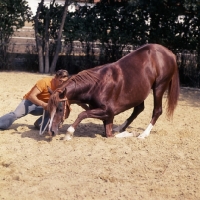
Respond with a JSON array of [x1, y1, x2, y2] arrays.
[[57, 108, 63, 112]]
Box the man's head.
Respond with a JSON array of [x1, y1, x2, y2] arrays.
[[54, 69, 69, 87]]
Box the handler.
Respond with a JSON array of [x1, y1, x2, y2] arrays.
[[0, 69, 69, 130]]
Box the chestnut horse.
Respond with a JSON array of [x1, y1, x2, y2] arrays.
[[47, 44, 179, 140]]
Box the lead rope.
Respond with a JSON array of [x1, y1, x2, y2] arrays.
[[39, 109, 50, 135], [63, 100, 67, 122], [59, 99, 71, 128]]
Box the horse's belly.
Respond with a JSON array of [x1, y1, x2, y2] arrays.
[[112, 81, 152, 114]]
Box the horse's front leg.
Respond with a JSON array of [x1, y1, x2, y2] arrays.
[[63, 111, 88, 141], [64, 108, 110, 141]]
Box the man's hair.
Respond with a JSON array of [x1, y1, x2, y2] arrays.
[[55, 70, 69, 78]]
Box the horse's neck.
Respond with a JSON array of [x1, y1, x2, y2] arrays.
[[66, 80, 90, 101], [66, 70, 100, 101]]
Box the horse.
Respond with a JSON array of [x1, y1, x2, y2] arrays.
[[47, 44, 179, 140]]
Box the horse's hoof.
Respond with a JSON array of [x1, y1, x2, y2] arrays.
[[63, 134, 72, 141], [48, 131, 53, 136], [137, 134, 146, 139], [115, 131, 134, 138]]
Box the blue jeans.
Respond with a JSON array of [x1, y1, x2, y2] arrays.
[[0, 99, 49, 130]]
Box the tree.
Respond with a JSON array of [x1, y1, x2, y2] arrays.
[[181, 0, 200, 69], [132, 0, 181, 48], [33, 0, 70, 74], [63, 1, 148, 63], [0, 0, 32, 69], [50, 0, 70, 73], [34, 0, 63, 73], [33, 0, 200, 85], [34, 0, 44, 73]]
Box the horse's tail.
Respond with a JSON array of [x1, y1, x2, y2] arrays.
[[167, 63, 180, 118]]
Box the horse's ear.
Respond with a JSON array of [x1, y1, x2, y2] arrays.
[[59, 87, 67, 99], [47, 86, 53, 94]]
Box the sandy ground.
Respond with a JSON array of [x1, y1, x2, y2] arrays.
[[0, 71, 200, 200]]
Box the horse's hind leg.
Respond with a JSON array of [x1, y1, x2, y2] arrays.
[[113, 102, 144, 133], [138, 84, 167, 139], [103, 118, 115, 137]]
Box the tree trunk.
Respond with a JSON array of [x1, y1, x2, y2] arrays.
[[44, 0, 55, 73], [44, 10, 50, 73], [37, 38, 44, 73], [34, 0, 44, 73], [196, 14, 200, 72], [50, 0, 69, 74]]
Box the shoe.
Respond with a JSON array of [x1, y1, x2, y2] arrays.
[[34, 121, 41, 130]]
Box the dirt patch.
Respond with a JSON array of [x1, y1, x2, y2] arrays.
[[0, 72, 200, 200]]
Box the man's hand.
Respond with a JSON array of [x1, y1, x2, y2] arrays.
[[41, 102, 48, 110]]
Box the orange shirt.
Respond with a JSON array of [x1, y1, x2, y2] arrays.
[[23, 77, 56, 103]]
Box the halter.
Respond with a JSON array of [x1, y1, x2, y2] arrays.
[[57, 88, 71, 127], [61, 98, 71, 121], [39, 109, 50, 135]]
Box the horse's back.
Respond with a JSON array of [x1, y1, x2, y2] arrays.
[[99, 44, 177, 112], [117, 43, 177, 81], [118, 43, 176, 66]]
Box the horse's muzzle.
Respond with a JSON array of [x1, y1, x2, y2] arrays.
[[48, 127, 59, 136]]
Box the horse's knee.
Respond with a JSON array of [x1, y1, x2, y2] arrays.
[[78, 111, 88, 119]]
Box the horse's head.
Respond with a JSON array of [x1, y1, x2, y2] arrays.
[[47, 90, 71, 136]]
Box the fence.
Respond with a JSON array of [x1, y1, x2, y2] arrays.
[[2, 41, 200, 88], [176, 51, 200, 88]]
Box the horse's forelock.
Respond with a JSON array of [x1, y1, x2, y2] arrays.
[[47, 92, 60, 113]]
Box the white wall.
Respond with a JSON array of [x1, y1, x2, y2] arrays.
[[26, 0, 94, 15], [26, 0, 65, 15]]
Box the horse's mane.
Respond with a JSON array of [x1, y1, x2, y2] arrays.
[[48, 69, 100, 112], [70, 69, 100, 87]]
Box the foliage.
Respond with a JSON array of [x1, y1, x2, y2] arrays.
[[33, 2, 64, 56], [32, 0, 70, 73], [0, 0, 32, 69], [63, 0, 200, 86], [62, 1, 200, 61], [1, 0, 200, 87], [63, 1, 148, 64]]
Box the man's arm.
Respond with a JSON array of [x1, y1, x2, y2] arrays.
[[27, 86, 48, 109]]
